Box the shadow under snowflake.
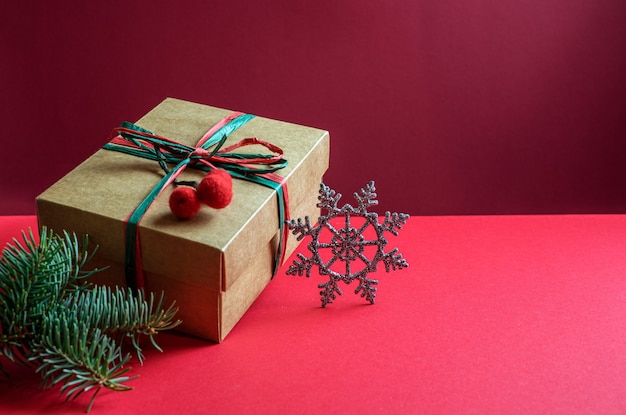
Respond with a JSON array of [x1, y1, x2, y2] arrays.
[[285, 181, 409, 307]]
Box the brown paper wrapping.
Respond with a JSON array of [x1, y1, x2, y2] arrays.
[[36, 98, 330, 342]]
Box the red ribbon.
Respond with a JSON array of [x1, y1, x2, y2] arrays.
[[104, 112, 290, 290]]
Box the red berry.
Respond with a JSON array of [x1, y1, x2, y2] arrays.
[[197, 169, 233, 209], [169, 186, 201, 219]]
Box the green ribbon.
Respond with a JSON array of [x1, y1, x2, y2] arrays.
[[103, 113, 288, 290]]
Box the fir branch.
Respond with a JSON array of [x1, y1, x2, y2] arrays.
[[0, 227, 181, 411], [0, 228, 98, 366], [62, 286, 181, 363], [32, 315, 135, 413], [0, 328, 30, 364]]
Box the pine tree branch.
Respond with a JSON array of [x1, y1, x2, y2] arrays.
[[1, 227, 181, 411], [32, 316, 136, 413], [62, 286, 181, 363], [0, 229, 95, 366]]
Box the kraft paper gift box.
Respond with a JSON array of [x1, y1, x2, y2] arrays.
[[36, 98, 330, 342]]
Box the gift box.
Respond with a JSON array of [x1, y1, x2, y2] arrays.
[[36, 98, 330, 342]]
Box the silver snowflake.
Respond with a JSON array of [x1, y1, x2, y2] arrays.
[[285, 181, 409, 307]]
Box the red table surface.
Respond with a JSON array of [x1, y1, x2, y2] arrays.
[[1, 214, 626, 414]]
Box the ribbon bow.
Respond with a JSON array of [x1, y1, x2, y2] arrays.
[[103, 112, 290, 290]]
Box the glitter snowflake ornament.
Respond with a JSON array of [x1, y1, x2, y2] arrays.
[[285, 181, 409, 307]]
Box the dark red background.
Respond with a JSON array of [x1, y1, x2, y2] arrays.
[[2, 1, 626, 216]]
